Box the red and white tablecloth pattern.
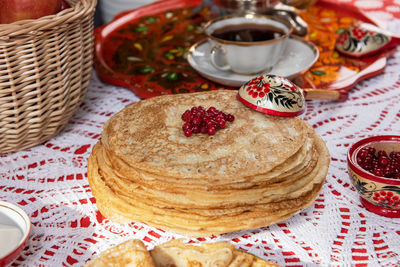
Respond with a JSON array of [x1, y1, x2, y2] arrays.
[[1, 0, 400, 266]]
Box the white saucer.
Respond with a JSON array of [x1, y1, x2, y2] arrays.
[[187, 36, 319, 87], [0, 201, 31, 266]]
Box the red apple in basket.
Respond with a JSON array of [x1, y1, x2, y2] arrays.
[[0, 0, 63, 24]]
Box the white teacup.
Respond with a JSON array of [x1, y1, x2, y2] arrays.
[[204, 14, 292, 74]]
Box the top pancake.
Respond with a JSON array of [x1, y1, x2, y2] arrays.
[[102, 90, 308, 179]]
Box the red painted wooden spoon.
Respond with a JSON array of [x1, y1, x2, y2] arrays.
[[336, 23, 400, 58]]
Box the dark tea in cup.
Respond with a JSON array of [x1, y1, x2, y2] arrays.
[[204, 14, 291, 74], [210, 23, 285, 42]]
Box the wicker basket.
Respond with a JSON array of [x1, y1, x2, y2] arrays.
[[0, 0, 97, 153]]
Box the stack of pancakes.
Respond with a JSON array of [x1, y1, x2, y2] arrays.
[[88, 90, 330, 237]]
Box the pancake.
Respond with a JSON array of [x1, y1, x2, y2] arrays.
[[101, 130, 315, 189], [88, 146, 327, 236], [87, 89, 331, 237], [101, 90, 308, 180], [95, 137, 321, 209]]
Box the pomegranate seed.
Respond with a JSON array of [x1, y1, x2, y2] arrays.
[[378, 150, 388, 158], [364, 164, 372, 171], [384, 167, 394, 177], [356, 146, 400, 179], [364, 155, 373, 164], [374, 169, 383, 177], [393, 163, 400, 170], [358, 150, 369, 159], [378, 156, 389, 167]]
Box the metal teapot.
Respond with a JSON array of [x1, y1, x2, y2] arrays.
[[212, 0, 312, 36]]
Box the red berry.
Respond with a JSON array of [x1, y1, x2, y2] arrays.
[[193, 116, 201, 126], [206, 120, 216, 129], [184, 129, 192, 137], [208, 107, 217, 113], [218, 119, 226, 129], [182, 110, 191, 121], [181, 106, 234, 137], [187, 113, 194, 122], [192, 126, 200, 134], [215, 115, 225, 122], [183, 122, 191, 131], [227, 114, 235, 122], [207, 127, 216, 135], [206, 110, 214, 117]]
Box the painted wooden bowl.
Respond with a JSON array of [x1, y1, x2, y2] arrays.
[[347, 135, 400, 218]]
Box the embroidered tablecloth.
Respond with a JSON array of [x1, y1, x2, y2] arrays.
[[1, 0, 400, 266]]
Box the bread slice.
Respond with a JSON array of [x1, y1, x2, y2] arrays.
[[85, 239, 155, 267], [150, 239, 280, 267], [86, 239, 280, 267]]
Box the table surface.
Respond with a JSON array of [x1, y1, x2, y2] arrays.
[[1, 1, 400, 266]]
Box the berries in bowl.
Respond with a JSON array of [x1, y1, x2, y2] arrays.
[[347, 135, 400, 218]]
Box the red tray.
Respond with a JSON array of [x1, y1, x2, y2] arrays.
[[94, 0, 390, 99]]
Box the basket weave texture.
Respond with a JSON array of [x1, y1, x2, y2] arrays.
[[0, 0, 97, 153]]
